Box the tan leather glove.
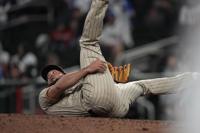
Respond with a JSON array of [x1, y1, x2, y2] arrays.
[[107, 62, 131, 83]]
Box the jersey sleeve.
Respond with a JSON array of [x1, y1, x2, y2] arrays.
[[38, 88, 55, 111]]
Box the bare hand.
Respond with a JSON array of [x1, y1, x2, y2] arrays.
[[85, 58, 107, 74]]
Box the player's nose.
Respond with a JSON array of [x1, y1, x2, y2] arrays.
[[48, 71, 55, 80]]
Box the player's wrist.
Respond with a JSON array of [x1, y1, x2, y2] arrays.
[[82, 67, 90, 76]]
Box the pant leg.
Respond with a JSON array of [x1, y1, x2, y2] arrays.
[[79, 0, 118, 115], [110, 72, 196, 117], [111, 82, 144, 117], [79, 0, 109, 67], [135, 72, 195, 95], [79, 0, 109, 50]]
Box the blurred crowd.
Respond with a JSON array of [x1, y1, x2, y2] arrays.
[[0, 0, 182, 82]]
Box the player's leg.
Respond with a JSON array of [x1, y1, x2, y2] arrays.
[[79, 0, 108, 50], [110, 72, 197, 117], [134, 72, 196, 95], [79, 0, 117, 116], [110, 82, 144, 117], [79, 0, 109, 67]]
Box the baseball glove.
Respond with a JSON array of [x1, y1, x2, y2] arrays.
[[107, 62, 132, 83]]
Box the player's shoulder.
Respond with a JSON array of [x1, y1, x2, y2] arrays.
[[39, 87, 59, 105], [38, 88, 50, 111], [39, 87, 49, 98]]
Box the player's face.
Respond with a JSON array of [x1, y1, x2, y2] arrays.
[[47, 70, 64, 86]]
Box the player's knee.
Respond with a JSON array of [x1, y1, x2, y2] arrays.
[[135, 83, 148, 95]]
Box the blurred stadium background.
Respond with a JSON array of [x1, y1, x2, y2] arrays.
[[0, 0, 196, 120]]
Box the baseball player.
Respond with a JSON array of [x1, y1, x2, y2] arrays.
[[39, 0, 198, 117]]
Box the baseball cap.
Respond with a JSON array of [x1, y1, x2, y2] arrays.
[[41, 65, 65, 81]]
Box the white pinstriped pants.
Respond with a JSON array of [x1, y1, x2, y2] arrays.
[[78, 0, 195, 117], [78, 0, 133, 117], [79, 42, 195, 117], [80, 44, 194, 118], [79, 0, 119, 116]]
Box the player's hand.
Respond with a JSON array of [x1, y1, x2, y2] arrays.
[[85, 58, 107, 74]]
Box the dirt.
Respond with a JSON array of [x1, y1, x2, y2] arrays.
[[0, 114, 182, 133]]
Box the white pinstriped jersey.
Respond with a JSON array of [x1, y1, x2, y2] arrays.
[[39, 0, 196, 117]]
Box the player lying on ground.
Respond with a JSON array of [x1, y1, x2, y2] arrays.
[[39, 0, 199, 117]]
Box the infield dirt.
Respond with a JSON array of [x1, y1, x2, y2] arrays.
[[0, 114, 182, 133]]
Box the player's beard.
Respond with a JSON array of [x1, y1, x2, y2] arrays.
[[48, 78, 60, 87]]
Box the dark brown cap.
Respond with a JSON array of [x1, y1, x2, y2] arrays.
[[41, 65, 65, 81]]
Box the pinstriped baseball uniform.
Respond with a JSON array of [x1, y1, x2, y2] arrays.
[[39, 0, 197, 117], [79, 0, 118, 116], [112, 72, 195, 117]]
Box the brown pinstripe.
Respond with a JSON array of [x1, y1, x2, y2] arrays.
[[79, 0, 117, 116]]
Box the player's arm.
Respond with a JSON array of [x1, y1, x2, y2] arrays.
[[46, 59, 107, 102], [80, 0, 109, 45]]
